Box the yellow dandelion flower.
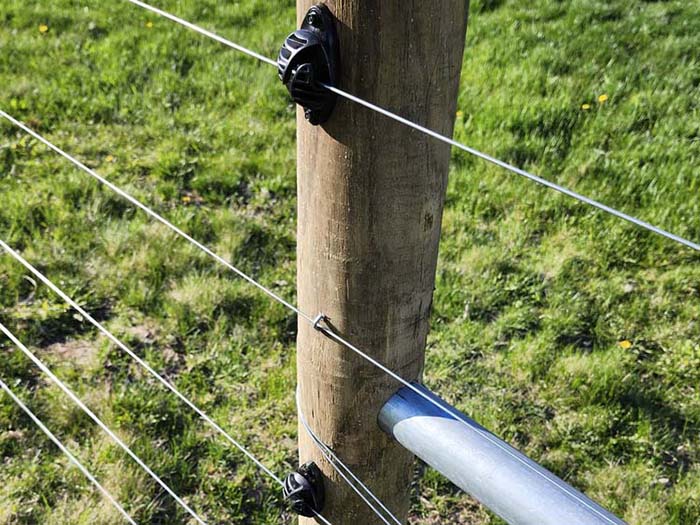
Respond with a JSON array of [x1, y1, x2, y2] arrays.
[[39, 24, 49, 34], [182, 195, 192, 203], [618, 340, 632, 350], [105, 155, 115, 163], [581, 103, 591, 110], [456, 110, 464, 118], [598, 94, 609, 103], [146, 21, 154, 28]]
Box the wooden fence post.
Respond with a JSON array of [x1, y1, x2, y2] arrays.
[[296, 1, 469, 522]]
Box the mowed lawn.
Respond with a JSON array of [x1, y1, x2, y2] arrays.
[[1, 0, 698, 524]]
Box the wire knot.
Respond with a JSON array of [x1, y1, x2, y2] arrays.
[[312, 313, 328, 331]]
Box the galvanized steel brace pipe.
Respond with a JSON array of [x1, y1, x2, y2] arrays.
[[379, 384, 626, 525]]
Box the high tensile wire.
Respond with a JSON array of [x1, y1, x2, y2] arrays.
[[0, 321, 205, 525], [125, 0, 277, 67], [110, 5, 691, 523], [0, 375, 137, 525], [4, 3, 683, 522], [123, 0, 700, 253], [0, 111, 311, 325], [0, 238, 334, 524], [321, 83, 700, 252], [296, 388, 402, 525], [0, 238, 284, 486], [0, 107, 618, 523]]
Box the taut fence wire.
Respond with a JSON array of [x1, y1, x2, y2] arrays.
[[2, 1, 692, 522], [0, 375, 137, 524]]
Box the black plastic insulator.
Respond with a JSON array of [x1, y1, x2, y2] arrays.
[[277, 4, 339, 125], [283, 461, 325, 517]]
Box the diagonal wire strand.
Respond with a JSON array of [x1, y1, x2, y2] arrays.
[[0, 321, 206, 525], [0, 5, 643, 525], [321, 83, 700, 252], [0, 240, 335, 524], [311, 508, 335, 525], [0, 112, 617, 523], [0, 110, 311, 325], [0, 376, 137, 525], [120, 0, 699, 252], [297, 387, 401, 525], [0, 238, 284, 487], [311, 316, 621, 525], [107, 5, 682, 521], [125, 0, 277, 67]]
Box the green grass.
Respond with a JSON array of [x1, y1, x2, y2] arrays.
[[1, 0, 699, 523]]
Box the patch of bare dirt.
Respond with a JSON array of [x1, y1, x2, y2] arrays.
[[128, 322, 184, 374], [44, 339, 96, 366], [1, 430, 25, 441], [127, 323, 158, 345]]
